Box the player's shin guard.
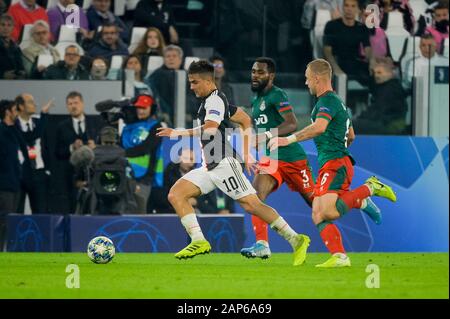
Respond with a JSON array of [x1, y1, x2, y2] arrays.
[[336, 185, 371, 216], [317, 221, 345, 254], [251, 215, 269, 242]]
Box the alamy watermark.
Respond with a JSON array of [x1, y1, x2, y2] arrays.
[[364, 4, 381, 29], [365, 264, 380, 288], [64, 4, 81, 29], [65, 264, 80, 289]]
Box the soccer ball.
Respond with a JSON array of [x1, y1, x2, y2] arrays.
[[87, 236, 115, 264]]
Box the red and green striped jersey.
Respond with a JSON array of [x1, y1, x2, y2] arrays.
[[251, 85, 307, 162], [311, 91, 353, 168]]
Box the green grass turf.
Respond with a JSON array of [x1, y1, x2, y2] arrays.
[[0, 252, 447, 299]]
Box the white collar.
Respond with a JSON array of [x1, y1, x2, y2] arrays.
[[20, 0, 38, 11], [18, 116, 33, 130]]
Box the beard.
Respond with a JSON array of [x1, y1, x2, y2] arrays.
[[251, 78, 269, 93], [435, 20, 449, 33]]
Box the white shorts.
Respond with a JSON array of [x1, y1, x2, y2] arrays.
[[182, 157, 256, 200]]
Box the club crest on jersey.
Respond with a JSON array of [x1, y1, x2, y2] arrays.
[[259, 100, 266, 111]]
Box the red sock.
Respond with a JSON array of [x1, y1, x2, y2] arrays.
[[251, 215, 268, 242], [320, 223, 345, 254], [339, 185, 371, 211]]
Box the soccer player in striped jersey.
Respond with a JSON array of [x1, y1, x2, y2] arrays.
[[268, 59, 397, 267]]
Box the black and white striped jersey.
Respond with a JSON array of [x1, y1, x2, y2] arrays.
[[196, 89, 241, 170]]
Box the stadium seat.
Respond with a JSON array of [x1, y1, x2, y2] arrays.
[[83, 0, 92, 10], [385, 12, 410, 62], [114, 0, 127, 16], [311, 9, 331, 59], [443, 38, 449, 58], [110, 55, 124, 70], [126, 0, 140, 11], [55, 42, 85, 58], [409, 0, 428, 22], [183, 56, 200, 70], [128, 27, 147, 53], [19, 24, 34, 51], [146, 56, 164, 76], [58, 25, 77, 43]]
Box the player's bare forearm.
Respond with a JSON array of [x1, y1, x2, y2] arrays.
[[292, 123, 324, 142], [274, 112, 298, 136], [156, 126, 202, 138]]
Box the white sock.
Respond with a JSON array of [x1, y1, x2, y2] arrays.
[[181, 213, 205, 242], [270, 217, 298, 249]]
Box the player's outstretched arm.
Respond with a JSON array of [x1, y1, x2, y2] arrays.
[[268, 118, 329, 152], [156, 126, 203, 138]]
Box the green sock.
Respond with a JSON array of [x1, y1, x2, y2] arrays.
[[316, 220, 332, 232], [335, 198, 350, 217]]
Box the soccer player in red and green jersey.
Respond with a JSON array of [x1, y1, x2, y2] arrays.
[[268, 59, 397, 267], [240, 57, 315, 259]]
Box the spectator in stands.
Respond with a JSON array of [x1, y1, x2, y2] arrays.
[[209, 55, 234, 104], [0, 0, 7, 14], [87, 22, 128, 62], [122, 55, 153, 96], [132, 27, 166, 71], [145, 44, 184, 126], [7, 0, 49, 42], [134, 0, 179, 45], [0, 14, 26, 79], [425, 2, 449, 53], [403, 33, 449, 87], [374, 0, 415, 34], [14, 94, 54, 214], [323, 0, 373, 85], [416, 0, 446, 37], [86, 0, 129, 43], [0, 100, 30, 250], [354, 59, 409, 134], [301, 0, 343, 30], [47, 0, 91, 42], [55, 91, 99, 213], [22, 20, 60, 78], [89, 56, 109, 80], [43, 44, 89, 79], [120, 94, 162, 214]]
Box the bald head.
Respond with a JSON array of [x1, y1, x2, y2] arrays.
[[307, 59, 332, 79]]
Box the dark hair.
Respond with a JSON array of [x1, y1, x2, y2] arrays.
[[188, 60, 214, 76], [255, 57, 276, 74], [122, 54, 144, 81], [66, 91, 83, 102], [100, 22, 118, 33], [0, 100, 15, 120], [435, 1, 449, 11], [421, 33, 436, 41], [209, 54, 225, 64], [14, 94, 25, 112]]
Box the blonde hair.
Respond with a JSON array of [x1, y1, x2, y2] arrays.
[[307, 59, 332, 79]]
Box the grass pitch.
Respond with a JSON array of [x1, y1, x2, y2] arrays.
[[0, 252, 447, 299]]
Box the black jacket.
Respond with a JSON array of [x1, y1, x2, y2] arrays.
[[133, 0, 175, 44], [14, 113, 50, 170], [0, 37, 25, 78], [43, 61, 90, 80], [0, 123, 30, 192]]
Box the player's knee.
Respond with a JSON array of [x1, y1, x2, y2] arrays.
[[312, 207, 324, 222], [239, 197, 259, 215], [168, 188, 183, 206]]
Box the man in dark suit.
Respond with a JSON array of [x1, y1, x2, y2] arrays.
[[14, 93, 54, 214], [54, 91, 99, 213]]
